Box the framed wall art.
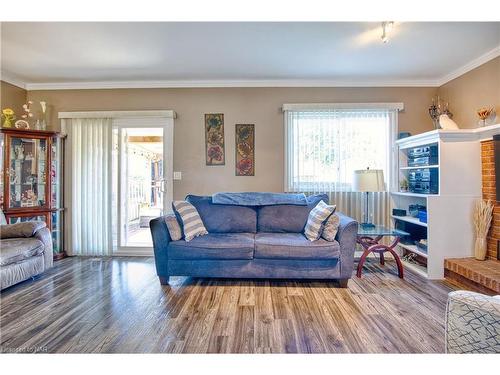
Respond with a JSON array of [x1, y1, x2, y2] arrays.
[[235, 124, 255, 176], [205, 113, 225, 165]]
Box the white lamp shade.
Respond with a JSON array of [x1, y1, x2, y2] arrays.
[[353, 169, 385, 192]]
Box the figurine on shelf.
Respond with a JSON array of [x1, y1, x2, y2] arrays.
[[14, 145, 25, 160], [9, 168, 19, 185], [15, 101, 34, 129], [428, 96, 455, 129], [1, 108, 16, 128], [21, 189, 37, 207]]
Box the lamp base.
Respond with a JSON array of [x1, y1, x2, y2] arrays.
[[360, 222, 376, 229]]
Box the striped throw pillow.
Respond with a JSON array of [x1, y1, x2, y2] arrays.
[[304, 200, 336, 241], [172, 201, 208, 242], [322, 212, 339, 242]]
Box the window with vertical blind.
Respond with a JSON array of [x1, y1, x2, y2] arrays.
[[283, 103, 401, 225], [284, 104, 400, 193]]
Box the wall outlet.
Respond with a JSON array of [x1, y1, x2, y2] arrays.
[[173, 171, 182, 180]]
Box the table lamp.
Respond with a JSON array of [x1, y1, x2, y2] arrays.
[[353, 168, 385, 229]]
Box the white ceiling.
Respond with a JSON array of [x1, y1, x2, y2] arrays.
[[1, 22, 499, 89]]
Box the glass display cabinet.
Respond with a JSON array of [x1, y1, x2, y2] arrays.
[[0, 128, 65, 259]]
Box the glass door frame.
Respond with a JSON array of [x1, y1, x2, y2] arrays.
[[112, 118, 173, 256]]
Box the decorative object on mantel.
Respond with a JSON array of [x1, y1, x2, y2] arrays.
[[235, 124, 255, 176], [205, 113, 225, 165], [439, 114, 459, 130], [1, 108, 15, 128], [14, 101, 34, 129], [477, 107, 495, 127], [428, 96, 454, 129], [473, 199, 494, 260]]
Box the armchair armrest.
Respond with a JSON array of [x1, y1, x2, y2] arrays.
[[0, 221, 47, 239], [34, 226, 54, 270], [149, 215, 172, 279], [0, 221, 54, 270], [446, 290, 500, 353], [335, 213, 359, 279]]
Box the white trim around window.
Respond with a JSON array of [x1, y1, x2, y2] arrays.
[[282, 102, 404, 112], [59, 110, 176, 119]]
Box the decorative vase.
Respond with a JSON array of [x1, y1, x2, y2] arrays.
[[474, 237, 487, 260], [3, 118, 13, 128]]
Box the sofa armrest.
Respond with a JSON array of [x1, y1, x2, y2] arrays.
[[0, 221, 47, 239], [34, 226, 54, 270], [445, 290, 500, 353], [149, 216, 172, 278], [335, 213, 359, 278]]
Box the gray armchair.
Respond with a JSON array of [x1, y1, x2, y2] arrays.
[[446, 290, 500, 353], [0, 221, 53, 290]]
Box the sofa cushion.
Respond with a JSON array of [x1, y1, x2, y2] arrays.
[[255, 233, 340, 260], [168, 233, 255, 260], [186, 195, 257, 233], [0, 238, 45, 266], [257, 194, 329, 233]]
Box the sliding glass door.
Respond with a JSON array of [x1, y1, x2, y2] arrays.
[[62, 112, 174, 257], [112, 121, 173, 255]]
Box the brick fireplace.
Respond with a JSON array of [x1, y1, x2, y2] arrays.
[[480, 140, 499, 260], [444, 135, 500, 294]]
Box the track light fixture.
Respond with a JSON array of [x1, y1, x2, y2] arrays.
[[381, 21, 394, 43]]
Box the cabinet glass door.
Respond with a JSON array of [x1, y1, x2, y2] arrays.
[[0, 132, 4, 209], [8, 213, 48, 224], [51, 136, 61, 208], [8, 136, 48, 209]]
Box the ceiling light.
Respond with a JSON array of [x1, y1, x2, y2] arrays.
[[381, 21, 394, 43]]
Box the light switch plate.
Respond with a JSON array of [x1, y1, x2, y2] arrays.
[[173, 171, 182, 180]]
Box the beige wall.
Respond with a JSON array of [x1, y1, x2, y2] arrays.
[[438, 56, 500, 129], [26, 87, 436, 199], [0, 81, 27, 117]]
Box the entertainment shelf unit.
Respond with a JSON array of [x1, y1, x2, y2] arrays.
[[391, 128, 487, 279]]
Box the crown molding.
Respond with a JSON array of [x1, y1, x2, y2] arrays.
[[5, 45, 499, 91], [24, 79, 440, 90], [0, 71, 27, 89], [437, 45, 500, 86]]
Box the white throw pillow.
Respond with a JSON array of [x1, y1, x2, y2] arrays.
[[304, 201, 336, 241], [164, 215, 183, 241], [172, 201, 208, 242], [322, 213, 340, 242]]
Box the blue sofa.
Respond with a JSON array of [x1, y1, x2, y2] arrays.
[[149, 194, 358, 287]]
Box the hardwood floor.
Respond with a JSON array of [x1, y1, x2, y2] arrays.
[[0, 257, 458, 353]]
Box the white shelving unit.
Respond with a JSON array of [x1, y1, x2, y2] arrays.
[[390, 125, 500, 279], [391, 215, 427, 227]]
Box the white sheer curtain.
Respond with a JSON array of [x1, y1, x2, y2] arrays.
[[63, 118, 113, 255], [284, 106, 398, 226]]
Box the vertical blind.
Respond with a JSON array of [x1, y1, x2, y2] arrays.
[[64, 118, 113, 256], [284, 107, 398, 226]]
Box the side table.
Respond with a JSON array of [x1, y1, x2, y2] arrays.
[[356, 225, 408, 279]]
